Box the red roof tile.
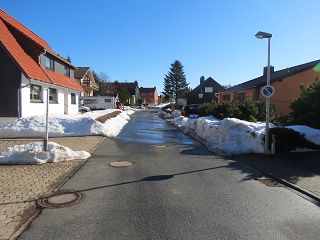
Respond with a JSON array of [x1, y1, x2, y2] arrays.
[[0, 9, 53, 51], [0, 18, 51, 83], [0, 9, 76, 68], [44, 69, 84, 92]]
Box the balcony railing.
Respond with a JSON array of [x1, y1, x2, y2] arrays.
[[82, 80, 99, 90]]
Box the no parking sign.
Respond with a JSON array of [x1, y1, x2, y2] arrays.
[[261, 85, 275, 98]]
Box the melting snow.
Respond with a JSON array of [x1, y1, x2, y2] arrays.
[[0, 142, 90, 165]]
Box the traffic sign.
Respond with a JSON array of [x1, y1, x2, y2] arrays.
[[261, 85, 275, 98]]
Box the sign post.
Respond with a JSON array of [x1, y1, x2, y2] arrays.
[[261, 85, 275, 154]]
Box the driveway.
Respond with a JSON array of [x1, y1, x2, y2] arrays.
[[20, 111, 320, 240]]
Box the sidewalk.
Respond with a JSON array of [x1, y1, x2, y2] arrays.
[[234, 151, 320, 201], [0, 136, 104, 240]]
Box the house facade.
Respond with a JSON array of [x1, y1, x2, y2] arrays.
[[139, 87, 158, 106], [0, 9, 83, 120], [103, 81, 140, 105], [187, 76, 225, 104], [216, 60, 320, 115], [74, 67, 99, 97]]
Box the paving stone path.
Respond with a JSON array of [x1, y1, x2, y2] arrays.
[[0, 136, 104, 240]]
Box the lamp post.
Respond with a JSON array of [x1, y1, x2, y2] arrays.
[[255, 31, 272, 154]]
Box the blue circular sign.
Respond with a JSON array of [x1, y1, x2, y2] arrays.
[[261, 85, 275, 98]]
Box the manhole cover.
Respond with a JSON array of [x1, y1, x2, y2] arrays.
[[154, 145, 170, 148], [110, 161, 134, 168], [37, 190, 85, 209], [256, 178, 283, 187]]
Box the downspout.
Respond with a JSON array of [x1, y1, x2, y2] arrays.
[[17, 76, 31, 118]]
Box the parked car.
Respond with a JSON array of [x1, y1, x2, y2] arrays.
[[181, 104, 200, 117]]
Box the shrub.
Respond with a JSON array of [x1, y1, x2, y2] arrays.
[[198, 100, 281, 123], [291, 80, 320, 129]]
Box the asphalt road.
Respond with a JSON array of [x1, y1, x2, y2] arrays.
[[20, 111, 320, 240]]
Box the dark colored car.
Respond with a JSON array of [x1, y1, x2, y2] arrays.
[[181, 104, 200, 117]]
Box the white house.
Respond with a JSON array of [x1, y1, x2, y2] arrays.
[[0, 9, 83, 122]]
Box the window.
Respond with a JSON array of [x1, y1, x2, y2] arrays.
[[104, 99, 112, 103], [30, 84, 42, 102], [49, 88, 58, 103], [205, 87, 213, 93], [64, 66, 70, 77], [45, 56, 54, 70], [71, 93, 76, 104], [237, 92, 246, 102], [253, 88, 260, 101], [84, 99, 98, 104], [222, 94, 231, 101]]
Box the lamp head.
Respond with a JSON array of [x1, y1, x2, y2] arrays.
[[255, 31, 272, 39]]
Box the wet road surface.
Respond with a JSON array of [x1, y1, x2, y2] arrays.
[[20, 111, 320, 240], [117, 110, 195, 145]]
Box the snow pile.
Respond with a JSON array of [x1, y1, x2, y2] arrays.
[[157, 103, 172, 108], [286, 125, 320, 145], [0, 142, 90, 165], [172, 116, 265, 154], [0, 110, 134, 138], [171, 110, 181, 118]]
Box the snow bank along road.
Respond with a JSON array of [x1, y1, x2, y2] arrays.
[[0, 109, 134, 138], [0, 109, 134, 164], [171, 115, 320, 155]]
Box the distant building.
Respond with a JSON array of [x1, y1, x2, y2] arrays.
[[74, 67, 99, 97], [215, 60, 320, 115], [139, 87, 158, 106], [101, 81, 140, 105], [187, 76, 225, 104]]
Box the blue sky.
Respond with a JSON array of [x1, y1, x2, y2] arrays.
[[1, 1, 320, 92]]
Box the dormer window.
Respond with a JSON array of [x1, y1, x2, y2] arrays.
[[64, 66, 70, 77], [45, 55, 54, 70]]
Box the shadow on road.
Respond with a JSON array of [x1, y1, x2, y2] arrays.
[[233, 151, 320, 185], [75, 162, 261, 194]]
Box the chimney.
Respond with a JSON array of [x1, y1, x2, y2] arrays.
[[263, 66, 274, 75], [67, 56, 72, 63], [200, 76, 205, 86]]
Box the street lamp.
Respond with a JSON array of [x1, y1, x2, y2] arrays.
[[255, 31, 272, 154]]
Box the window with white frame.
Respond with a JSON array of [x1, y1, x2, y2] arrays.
[[205, 87, 213, 93], [71, 93, 76, 104], [45, 55, 54, 70], [64, 66, 70, 77], [30, 84, 42, 102], [49, 88, 58, 103]]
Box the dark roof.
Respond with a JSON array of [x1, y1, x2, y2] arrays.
[[222, 60, 320, 92], [139, 87, 156, 93], [105, 81, 139, 96], [189, 77, 225, 95], [74, 67, 90, 79]]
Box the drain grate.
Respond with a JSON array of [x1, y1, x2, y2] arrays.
[[110, 161, 134, 168], [256, 177, 283, 187], [37, 190, 85, 209]]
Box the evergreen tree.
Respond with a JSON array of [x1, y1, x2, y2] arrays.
[[163, 60, 189, 102], [291, 80, 320, 128], [118, 86, 130, 104]]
